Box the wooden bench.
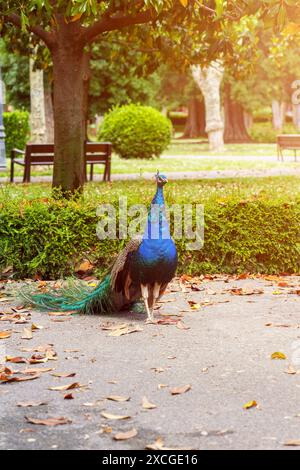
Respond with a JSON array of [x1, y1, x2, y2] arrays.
[[10, 142, 112, 183], [277, 134, 300, 162]]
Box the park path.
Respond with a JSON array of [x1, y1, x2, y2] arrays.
[[1, 275, 300, 450]]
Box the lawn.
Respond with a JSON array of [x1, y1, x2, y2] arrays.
[[1, 175, 300, 204]]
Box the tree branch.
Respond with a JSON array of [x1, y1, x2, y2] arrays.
[[3, 13, 56, 49], [83, 10, 155, 44]]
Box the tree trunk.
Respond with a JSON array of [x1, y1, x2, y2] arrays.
[[52, 38, 87, 194], [243, 111, 253, 131], [182, 97, 206, 138], [191, 62, 224, 151], [224, 83, 252, 143], [292, 104, 300, 131], [44, 74, 54, 142], [272, 100, 287, 131], [30, 59, 47, 143]]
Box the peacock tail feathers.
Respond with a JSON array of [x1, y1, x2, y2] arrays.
[[20, 274, 115, 315]]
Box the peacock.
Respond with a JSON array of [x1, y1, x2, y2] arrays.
[[23, 172, 178, 322]]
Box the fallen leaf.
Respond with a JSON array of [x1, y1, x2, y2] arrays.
[[100, 412, 131, 420], [284, 365, 297, 375], [50, 372, 76, 378], [106, 395, 130, 402], [176, 320, 190, 330], [284, 439, 300, 447], [48, 382, 83, 391], [170, 384, 191, 395], [21, 327, 33, 340], [271, 352, 287, 360], [21, 367, 53, 375], [64, 393, 74, 400], [188, 300, 201, 310], [1, 373, 41, 384], [243, 400, 258, 410], [0, 331, 11, 339], [142, 396, 157, 410], [17, 401, 48, 408], [114, 428, 137, 441], [25, 416, 72, 426], [6, 356, 27, 363]]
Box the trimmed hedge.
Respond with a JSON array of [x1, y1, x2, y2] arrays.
[[3, 110, 30, 158], [0, 190, 299, 279], [98, 104, 172, 159]]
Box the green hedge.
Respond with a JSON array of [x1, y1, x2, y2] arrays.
[[0, 191, 299, 279], [3, 110, 30, 158], [250, 122, 299, 143], [98, 104, 172, 159]]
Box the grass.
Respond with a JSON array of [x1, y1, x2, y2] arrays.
[[1, 175, 300, 205], [1, 143, 299, 179]]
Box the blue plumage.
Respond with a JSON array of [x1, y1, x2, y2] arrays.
[[22, 172, 178, 321]]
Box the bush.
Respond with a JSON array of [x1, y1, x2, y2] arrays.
[[98, 104, 172, 159], [249, 122, 298, 143], [1, 180, 300, 279], [3, 110, 30, 158]]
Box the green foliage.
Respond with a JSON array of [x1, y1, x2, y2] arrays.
[[0, 39, 30, 110], [3, 110, 30, 158], [249, 122, 297, 143], [0, 178, 300, 279], [98, 104, 172, 159]]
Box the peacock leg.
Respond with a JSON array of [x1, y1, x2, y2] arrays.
[[141, 284, 154, 322], [150, 282, 161, 319]]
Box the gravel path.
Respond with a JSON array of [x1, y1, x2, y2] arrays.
[[1, 276, 300, 450]]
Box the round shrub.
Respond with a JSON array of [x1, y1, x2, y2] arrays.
[[98, 104, 172, 159], [3, 110, 30, 158]]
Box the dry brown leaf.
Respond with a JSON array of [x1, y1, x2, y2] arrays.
[[48, 311, 73, 317], [106, 395, 130, 402], [25, 416, 72, 426], [21, 367, 53, 375], [6, 356, 28, 363], [170, 384, 191, 395], [1, 373, 41, 384], [271, 351, 287, 360], [114, 428, 137, 441], [158, 384, 168, 389], [101, 411, 131, 420], [21, 327, 33, 340], [142, 396, 157, 410], [243, 400, 258, 410], [108, 325, 143, 337], [51, 372, 76, 378], [48, 382, 83, 391], [176, 320, 190, 330], [0, 331, 11, 339], [284, 365, 297, 375], [64, 393, 74, 400], [284, 439, 300, 447], [17, 401, 48, 408]]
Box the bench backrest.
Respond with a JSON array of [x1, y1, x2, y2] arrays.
[[25, 142, 112, 163], [277, 135, 300, 148]]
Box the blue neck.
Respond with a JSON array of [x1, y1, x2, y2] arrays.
[[143, 184, 170, 240]]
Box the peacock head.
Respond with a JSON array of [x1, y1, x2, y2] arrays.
[[156, 171, 168, 187]]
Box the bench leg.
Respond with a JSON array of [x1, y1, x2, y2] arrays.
[[10, 159, 14, 183], [90, 164, 94, 182], [107, 159, 111, 182], [23, 163, 31, 183]]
